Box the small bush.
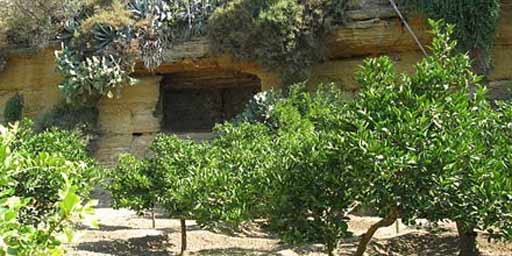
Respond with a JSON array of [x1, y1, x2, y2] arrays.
[[3, 93, 23, 125], [0, 123, 99, 256], [8, 123, 100, 225], [0, 0, 83, 47], [234, 89, 283, 126], [110, 154, 156, 213]]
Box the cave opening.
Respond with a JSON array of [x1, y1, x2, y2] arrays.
[[160, 71, 261, 134]]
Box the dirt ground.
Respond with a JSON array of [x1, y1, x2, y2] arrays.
[[65, 207, 512, 256]]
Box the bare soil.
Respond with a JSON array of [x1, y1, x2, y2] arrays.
[[65, 208, 512, 256]]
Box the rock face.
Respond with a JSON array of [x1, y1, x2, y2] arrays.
[[0, 47, 62, 123], [1, 1, 512, 165], [95, 76, 162, 166]]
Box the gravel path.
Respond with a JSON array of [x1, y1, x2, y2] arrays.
[[65, 208, 512, 256]]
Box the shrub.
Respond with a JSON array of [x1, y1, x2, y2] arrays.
[[347, 20, 512, 256], [110, 154, 156, 213], [3, 94, 23, 125], [111, 135, 225, 254], [7, 123, 99, 225], [0, 123, 98, 256], [0, 0, 83, 48], [207, 0, 348, 84], [264, 85, 356, 255]]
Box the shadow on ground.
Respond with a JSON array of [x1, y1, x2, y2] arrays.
[[193, 248, 279, 255], [73, 232, 462, 256], [71, 225, 512, 256], [75, 235, 173, 256], [337, 233, 459, 256]]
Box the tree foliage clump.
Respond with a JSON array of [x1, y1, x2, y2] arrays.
[[347, 20, 512, 256], [207, 0, 348, 84], [8, 121, 100, 226], [399, 0, 501, 74], [0, 123, 99, 256]]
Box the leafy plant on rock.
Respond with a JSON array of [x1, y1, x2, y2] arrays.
[[57, 0, 229, 101], [399, 0, 501, 74], [0, 0, 84, 48], [3, 94, 23, 125], [207, 0, 348, 84]]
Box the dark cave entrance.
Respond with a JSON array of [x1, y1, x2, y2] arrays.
[[161, 71, 261, 133]]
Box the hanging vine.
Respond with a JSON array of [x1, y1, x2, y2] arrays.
[[399, 0, 501, 74]]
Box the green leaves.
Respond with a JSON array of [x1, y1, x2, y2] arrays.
[[347, 20, 512, 253], [207, 0, 348, 84], [59, 180, 81, 218], [400, 0, 501, 73], [3, 94, 23, 125], [0, 124, 99, 256]]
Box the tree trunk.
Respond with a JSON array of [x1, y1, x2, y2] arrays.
[[469, 47, 488, 75], [327, 241, 335, 256], [180, 219, 187, 255], [151, 207, 156, 229], [354, 207, 398, 256], [456, 221, 479, 256]]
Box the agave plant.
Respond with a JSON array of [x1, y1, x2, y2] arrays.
[[91, 24, 118, 53], [56, 0, 230, 101]]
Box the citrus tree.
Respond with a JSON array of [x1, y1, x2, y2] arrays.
[[348, 20, 512, 256], [213, 85, 362, 256], [111, 135, 238, 254], [0, 123, 98, 256], [7, 122, 99, 225], [110, 85, 361, 256]]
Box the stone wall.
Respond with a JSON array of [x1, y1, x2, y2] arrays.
[[0, 47, 61, 123], [0, 1, 511, 165], [95, 76, 162, 165]]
